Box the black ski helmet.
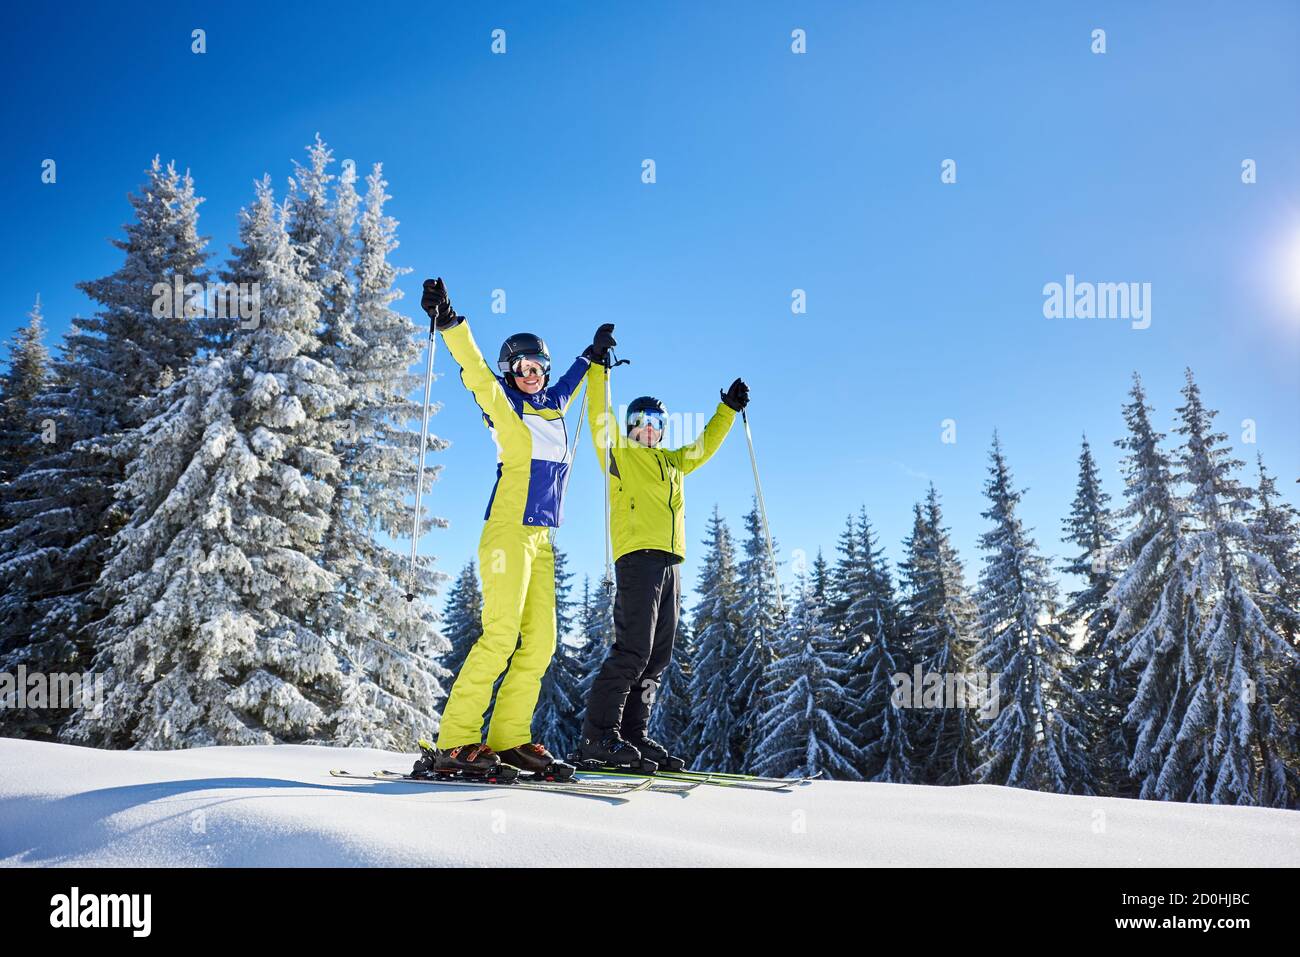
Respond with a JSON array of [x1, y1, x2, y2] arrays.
[[626, 395, 667, 433], [498, 333, 551, 388]]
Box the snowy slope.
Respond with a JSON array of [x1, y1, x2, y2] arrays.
[[1, 738, 1296, 867]]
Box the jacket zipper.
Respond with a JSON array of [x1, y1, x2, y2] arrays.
[[658, 456, 676, 553]]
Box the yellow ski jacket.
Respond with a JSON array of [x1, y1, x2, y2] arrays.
[[585, 361, 735, 562]]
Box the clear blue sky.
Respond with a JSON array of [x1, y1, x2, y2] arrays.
[[3, 2, 1297, 606]]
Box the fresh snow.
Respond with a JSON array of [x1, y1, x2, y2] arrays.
[[1, 738, 1295, 867]]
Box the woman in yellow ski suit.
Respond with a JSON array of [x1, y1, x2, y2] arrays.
[[420, 280, 602, 773]]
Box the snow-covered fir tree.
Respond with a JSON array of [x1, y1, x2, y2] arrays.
[[535, 546, 585, 756], [1107, 374, 1199, 801], [844, 507, 913, 783], [752, 574, 863, 779], [822, 515, 860, 743], [647, 613, 696, 757], [75, 156, 210, 401], [213, 174, 279, 353], [1247, 455, 1300, 647], [1246, 455, 1300, 806], [732, 497, 782, 767], [824, 513, 858, 641], [899, 485, 980, 786], [1058, 435, 1121, 796], [286, 135, 343, 319], [1158, 370, 1299, 806], [0, 159, 209, 731], [440, 561, 483, 680], [573, 574, 615, 733], [61, 179, 354, 748], [311, 161, 449, 748], [971, 434, 1091, 794], [0, 296, 50, 486], [685, 507, 748, 772]]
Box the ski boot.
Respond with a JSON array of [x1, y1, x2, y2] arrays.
[[572, 733, 658, 774], [496, 742, 576, 781], [624, 734, 686, 772], [414, 739, 516, 782]]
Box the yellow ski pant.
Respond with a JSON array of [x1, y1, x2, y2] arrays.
[[436, 520, 557, 751]]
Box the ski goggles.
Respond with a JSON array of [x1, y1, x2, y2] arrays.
[[510, 354, 550, 378], [627, 410, 666, 432]]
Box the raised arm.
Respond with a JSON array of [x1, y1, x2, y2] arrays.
[[548, 355, 591, 415], [661, 402, 735, 475], [421, 278, 518, 426], [441, 321, 523, 426], [585, 359, 624, 475], [580, 323, 623, 473], [661, 377, 748, 475]]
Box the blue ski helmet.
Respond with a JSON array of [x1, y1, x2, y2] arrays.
[[626, 395, 667, 433]]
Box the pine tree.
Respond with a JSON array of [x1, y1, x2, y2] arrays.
[[900, 485, 980, 786], [1158, 370, 1299, 806], [0, 159, 209, 733], [1246, 455, 1300, 807], [534, 546, 585, 757], [845, 507, 913, 782], [1247, 455, 1300, 647], [685, 507, 747, 772], [213, 175, 279, 352], [1107, 374, 1198, 801], [61, 181, 351, 748], [809, 550, 831, 605], [1059, 435, 1122, 796], [733, 497, 782, 768], [573, 575, 615, 733], [286, 135, 342, 321], [825, 513, 858, 640], [648, 613, 696, 757], [971, 434, 1091, 794], [311, 161, 449, 748], [440, 561, 484, 679], [74, 156, 210, 402], [752, 575, 863, 779], [0, 296, 50, 486]]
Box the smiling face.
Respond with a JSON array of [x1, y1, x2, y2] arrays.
[[512, 357, 546, 395]]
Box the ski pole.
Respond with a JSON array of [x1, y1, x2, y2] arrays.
[[558, 378, 588, 497], [405, 314, 439, 602], [742, 407, 785, 618], [601, 354, 630, 595], [602, 358, 614, 595]]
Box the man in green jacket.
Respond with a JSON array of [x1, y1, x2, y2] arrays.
[[578, 323, 749, 771]]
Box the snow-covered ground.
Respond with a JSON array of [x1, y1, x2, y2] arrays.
[[1, 738, 1296, 867]]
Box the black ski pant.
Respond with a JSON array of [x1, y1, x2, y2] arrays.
[[582, 548, 681, 741]]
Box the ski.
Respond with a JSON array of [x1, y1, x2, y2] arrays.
[[689, 768, 822, 786], [328, 768, 651, 800], [571, 762, 819, 792], [372, 768, 651, 797]]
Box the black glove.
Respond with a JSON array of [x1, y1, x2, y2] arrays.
[[582, 323, 617, 365], [721, 377, 749, 412], [420, 278, 461, 332]]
